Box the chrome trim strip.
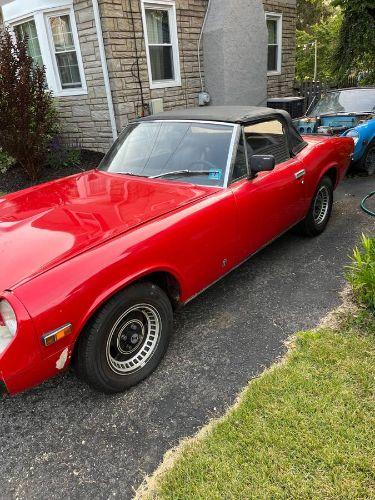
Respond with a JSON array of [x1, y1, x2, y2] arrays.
[[147, 119, 237, 127], [224, 124, 241, 188], [295, 169, 306, 179]]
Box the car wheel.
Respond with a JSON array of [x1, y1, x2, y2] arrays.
[[296, 176, 333, 237], [75, 282, 173, 393], [360, 141, 375, 176]]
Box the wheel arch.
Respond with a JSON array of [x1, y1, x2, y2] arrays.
[[71, 268, 183, 360], [320, 165, 338, 189]]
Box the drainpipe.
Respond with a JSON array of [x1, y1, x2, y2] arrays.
[[91, 0, 118, 142]]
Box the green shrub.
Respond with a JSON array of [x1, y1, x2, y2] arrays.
[[47, 135, 81, 169], [346, 234, 375, 311], [0, 148, 15, 174], [0, 27, 58, 180]]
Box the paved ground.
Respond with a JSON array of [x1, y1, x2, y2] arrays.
[[1, 176, 374, 500]]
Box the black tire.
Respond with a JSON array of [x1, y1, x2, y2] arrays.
[[359, 140, 375, 176], [75, 282, 173, 394], [296, 176, 333, 237]]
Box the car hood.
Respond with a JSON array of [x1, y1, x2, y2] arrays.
[[0, 170, 217, 291]]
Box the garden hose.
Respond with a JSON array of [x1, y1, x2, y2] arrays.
[[361, 191, 375, 217]]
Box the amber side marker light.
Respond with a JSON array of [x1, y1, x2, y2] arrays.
[[42, 323, 73, 346]]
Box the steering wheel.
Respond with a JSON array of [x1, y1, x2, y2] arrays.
[[187, 160, 217, 171]]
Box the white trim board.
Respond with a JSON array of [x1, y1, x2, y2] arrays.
[[2, 0, 72, 23]]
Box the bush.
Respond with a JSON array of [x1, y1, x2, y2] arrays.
[[48, 136, 81, 169], [346, 234, 375, 311], [0, 148, 15, 175], [0, 27, 58, 180]]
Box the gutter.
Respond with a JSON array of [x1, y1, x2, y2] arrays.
[[91, 0, 118, 142]]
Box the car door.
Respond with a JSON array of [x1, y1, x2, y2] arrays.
[[229, 118, 307, 262]]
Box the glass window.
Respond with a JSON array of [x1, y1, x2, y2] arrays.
[[49, 14, 82, 89], [244, 120, 290, 165], [142, 2, 180, 87], [308, 89, 375, 116], [15, 20, 43, 68], [232, 135, 248, 181], [266, 14, 282, 73], [99, 121, 235, 187], [145, 8, 174, 82]]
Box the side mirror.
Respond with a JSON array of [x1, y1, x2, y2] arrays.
[[249, 155, 275, 175]]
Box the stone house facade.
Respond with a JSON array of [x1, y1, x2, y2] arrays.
[[1, 0, 296, 153]]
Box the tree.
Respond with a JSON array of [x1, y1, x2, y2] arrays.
[[296, 12, 342, 82], [333, 0, 375, 84], [0, 26, 57, 180], [297, 0, 336, 31]]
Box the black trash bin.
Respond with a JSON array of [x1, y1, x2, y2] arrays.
[[267, 97, 305, 119]]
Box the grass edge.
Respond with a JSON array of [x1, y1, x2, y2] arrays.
[[134, 285, 361, 500]]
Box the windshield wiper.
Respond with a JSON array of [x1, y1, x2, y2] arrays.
[[316, 111, 371, 117], [151, 170, 217, 179], [117, 172, 148, 178]]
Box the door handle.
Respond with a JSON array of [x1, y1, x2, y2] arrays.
[[295, 169, 306, 180]]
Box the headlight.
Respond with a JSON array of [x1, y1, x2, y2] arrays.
[[0, 300, 17, 354], [345, 129, 360, 145]]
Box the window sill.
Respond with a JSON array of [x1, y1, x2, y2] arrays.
[[149, 79, 182, 90], [267, 71, 282, 77], [53, 88, 88, 98]]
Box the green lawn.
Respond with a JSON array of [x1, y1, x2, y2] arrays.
[[140, 308, 375, 499]]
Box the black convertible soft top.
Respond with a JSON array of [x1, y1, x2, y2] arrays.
[[140, 105, 291, 125], [140, 105, 307, 154]]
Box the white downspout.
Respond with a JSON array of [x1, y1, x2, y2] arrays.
[[91, 0, 118, 142]]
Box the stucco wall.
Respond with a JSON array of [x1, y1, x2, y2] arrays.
[[263, 0, 296, 97], [202, 0, 268, 106], [99, 0, 208, 132], [55, 0, 113, 153]]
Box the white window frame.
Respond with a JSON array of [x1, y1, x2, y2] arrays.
[[265, 12, 282, 76], [44, 8, 87, 96], [140, 0, 181, 90], [5, 2, 87, 97]]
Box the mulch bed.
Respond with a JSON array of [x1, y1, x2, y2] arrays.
[[0, 149, 104, 194]]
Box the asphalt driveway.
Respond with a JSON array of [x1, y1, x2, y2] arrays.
[[1, 176, 374, 500]]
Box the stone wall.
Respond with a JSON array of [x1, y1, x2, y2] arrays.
[[99, 0, 208, 131], [55, 0, 296, 152], [56, 0, 114, 153], [263, 0, 296, 98]]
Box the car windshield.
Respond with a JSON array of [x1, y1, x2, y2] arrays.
[[308, 89, 375, 117], [98, 121, 235, 187]]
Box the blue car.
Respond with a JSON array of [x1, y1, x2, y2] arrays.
[[294, 87, 375, 175]]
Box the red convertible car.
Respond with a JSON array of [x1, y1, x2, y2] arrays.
[[0, 106, 353, 395]]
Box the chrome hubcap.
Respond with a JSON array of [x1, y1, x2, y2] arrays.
[[106, 304, 161, 375], [313, 186, 330, 225], [365, 147, 375, 175]]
